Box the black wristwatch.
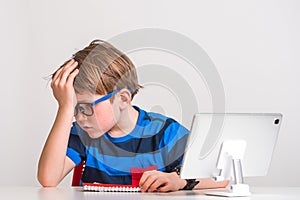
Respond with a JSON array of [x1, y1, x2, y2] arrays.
[[172, 165, 199, 190], [181, 179, 200, 190]]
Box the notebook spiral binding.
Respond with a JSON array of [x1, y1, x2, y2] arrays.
[[83, 184, 140, 192]]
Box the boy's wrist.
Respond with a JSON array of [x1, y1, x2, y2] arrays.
[[58, 104, 74, 113], [172, 164, 199, 190], [57, 105, 75, 120], [180, 179, 188, 190]]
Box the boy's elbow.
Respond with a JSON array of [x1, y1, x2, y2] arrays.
[[38, 178, 59, 187], [37, 172, 59, 187], [39, 180, 58, 187]]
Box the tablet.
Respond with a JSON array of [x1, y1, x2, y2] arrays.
[[180, 113, 282, 180]]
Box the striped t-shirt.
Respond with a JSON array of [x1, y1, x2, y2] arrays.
[[66, 106, 189, 185]]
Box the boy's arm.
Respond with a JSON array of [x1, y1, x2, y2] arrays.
[[139, 171, 229, 192], [37, 106, 76, 187], [37, 60, 79, 187], [194, 178, 229, 190]]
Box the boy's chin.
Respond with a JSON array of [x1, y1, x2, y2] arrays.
[[86, 131, 105, 139]]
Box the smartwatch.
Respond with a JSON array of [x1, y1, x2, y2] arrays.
[[172, 165, 199, 190], [181, 179, 199, 190]]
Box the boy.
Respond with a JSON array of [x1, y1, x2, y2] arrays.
[[38, 40, 227, 192]]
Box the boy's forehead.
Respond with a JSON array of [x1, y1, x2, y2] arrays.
[[76, 92, 97, 102]]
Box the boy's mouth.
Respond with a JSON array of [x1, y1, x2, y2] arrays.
[[82, 126, 93, 131]]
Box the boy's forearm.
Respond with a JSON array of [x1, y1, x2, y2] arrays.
[[194, 178, 229, 190], [38, 107, 74, 186]]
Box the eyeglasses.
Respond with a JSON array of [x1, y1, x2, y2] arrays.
[[74, 90, 119, 117]]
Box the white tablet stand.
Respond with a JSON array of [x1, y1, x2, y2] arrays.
[[205, 140, 251, 197]]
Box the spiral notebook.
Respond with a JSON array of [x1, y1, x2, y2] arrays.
[[82, 166, 158, 192]]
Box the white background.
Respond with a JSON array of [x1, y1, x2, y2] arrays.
[[0, 0, 299, 186]]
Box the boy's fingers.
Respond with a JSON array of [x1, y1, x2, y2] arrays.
[[59, 60, 78, 82], [57, 62, 78, 85], [157, 184, 171, 192], [147, 179, 164, 192], [52, 59, 75, 82], [51, 60, 78, 90], [64, 59, 75, 68], [139, 170, 155, 187], [52, 67, 63, 81], [140, 171, 160, 192], [66, 69, 79, 86]]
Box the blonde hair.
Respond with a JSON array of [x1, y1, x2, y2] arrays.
[[56, 39, 142, 99]]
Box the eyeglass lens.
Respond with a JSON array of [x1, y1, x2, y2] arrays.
[[75, 103, 93, 116]]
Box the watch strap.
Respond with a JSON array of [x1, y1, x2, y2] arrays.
[[171, 164, 199, 190], [181, 179, 199, 190]]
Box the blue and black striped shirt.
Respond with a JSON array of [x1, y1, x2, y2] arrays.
[[67, 106, 189, 185]]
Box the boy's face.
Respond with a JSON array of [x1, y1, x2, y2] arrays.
[[75, 91, 120, 139]]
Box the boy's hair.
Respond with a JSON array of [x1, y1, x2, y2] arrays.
[[55, 39, 142, 99]]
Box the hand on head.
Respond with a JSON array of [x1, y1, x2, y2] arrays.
[[51, 59, 79, 108]]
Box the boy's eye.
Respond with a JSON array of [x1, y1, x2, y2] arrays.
[[78, 106, 85, 113], [75, 103, 94, 117]]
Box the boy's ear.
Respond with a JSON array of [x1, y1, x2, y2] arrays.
[[118, 89, 132, 110]]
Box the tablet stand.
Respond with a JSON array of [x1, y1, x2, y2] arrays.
[[205, 140, 251, 197]]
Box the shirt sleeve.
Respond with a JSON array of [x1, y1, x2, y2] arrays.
[[66, 122, 86, 166], [160, 119, 189, 172]]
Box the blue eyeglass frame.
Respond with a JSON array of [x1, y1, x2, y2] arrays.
[[74, 89, 119, 117], [92, 89, 119, 105]]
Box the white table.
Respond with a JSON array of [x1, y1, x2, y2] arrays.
[[0, 186, 299, 200]]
